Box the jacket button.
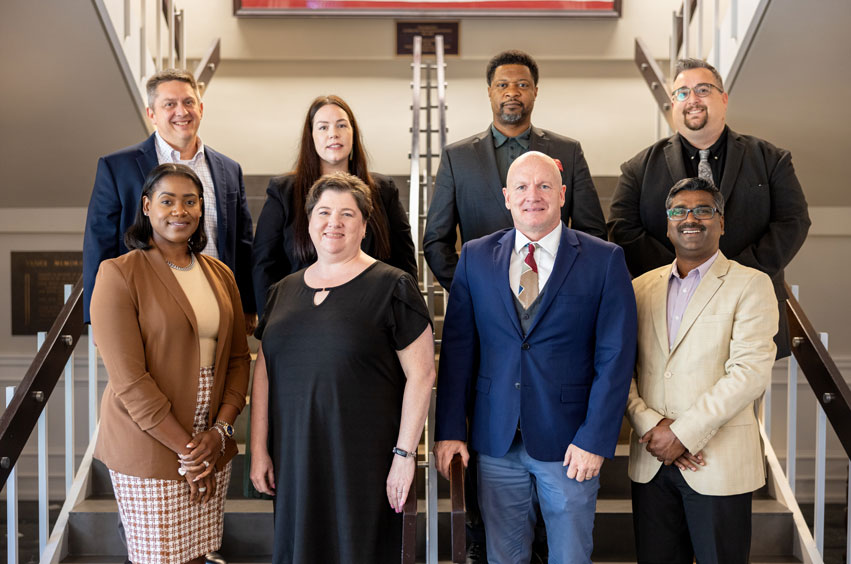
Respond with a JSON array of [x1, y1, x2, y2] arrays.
[[522, 343, 530, 350], [515, 382, 521, 390], [664, 371, 672, 379]]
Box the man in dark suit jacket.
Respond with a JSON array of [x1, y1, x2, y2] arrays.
[[424, 50, 606, 291], [83, 69, 255, 330], [434, 152, 637, 564], [608, 58, 810, 358]]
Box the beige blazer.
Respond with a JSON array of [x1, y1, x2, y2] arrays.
[[626, 253, 778, 495], [91, 248, 250, 479]]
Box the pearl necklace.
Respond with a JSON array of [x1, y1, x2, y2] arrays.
[[166, 254, 195, 271]]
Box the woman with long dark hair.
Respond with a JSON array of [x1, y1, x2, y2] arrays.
[[251, 95, 417, 316]]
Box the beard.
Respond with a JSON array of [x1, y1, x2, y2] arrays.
[[498, 102, 528, 125], [683, 105, 709, 131]]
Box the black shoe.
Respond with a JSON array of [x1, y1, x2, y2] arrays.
[[466, 541, 487, 564], [205, 552, 226, 564]]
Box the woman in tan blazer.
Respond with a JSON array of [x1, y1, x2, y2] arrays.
[[91, 163, 250, 564]]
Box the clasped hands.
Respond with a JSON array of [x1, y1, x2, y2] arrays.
[[639, 417, 705, 472], [179, 428, 223, 505]]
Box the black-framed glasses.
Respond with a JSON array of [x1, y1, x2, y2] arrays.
[[666, 206, 721, 221], [671, 83, 724, 102]]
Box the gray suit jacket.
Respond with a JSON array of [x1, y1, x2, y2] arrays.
[[423, 125, 606, 289]]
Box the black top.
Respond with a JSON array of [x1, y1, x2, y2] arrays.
[[256, 262, 431, 564], [251, 172, 418, 316], [680, 126, 728, 185]]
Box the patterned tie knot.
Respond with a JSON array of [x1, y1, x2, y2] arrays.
[[525, 243, 538, 273], [699, 149, 710, 159]]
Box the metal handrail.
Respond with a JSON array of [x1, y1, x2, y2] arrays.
[[785, 282, 851, 458], [0, 277, 84, 489]]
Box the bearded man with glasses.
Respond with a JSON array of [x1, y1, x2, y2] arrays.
[[607, 58, 810, 359]]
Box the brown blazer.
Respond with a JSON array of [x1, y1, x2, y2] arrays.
[[91, 247, 251, 479]]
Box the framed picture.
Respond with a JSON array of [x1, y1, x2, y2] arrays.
[[234, 0, 621, 18]]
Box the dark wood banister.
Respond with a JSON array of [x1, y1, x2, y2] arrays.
[[785, 282, 851, 458], [401, 465, 417, 563], [449, 453, 466, 563], [0, 277, 84, 488]]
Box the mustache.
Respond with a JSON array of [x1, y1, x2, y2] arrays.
[[678, 222, 706, 233], [501, 100, 524, 109]]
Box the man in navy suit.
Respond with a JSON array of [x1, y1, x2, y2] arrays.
[[434, 152, 637, 563], [83, 68, 255, 331]]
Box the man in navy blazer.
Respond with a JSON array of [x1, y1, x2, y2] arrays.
[[83, 69, 255, 329], [435, 152, 637, 563]]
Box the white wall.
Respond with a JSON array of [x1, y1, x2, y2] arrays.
[[176, 0, 679, 176]]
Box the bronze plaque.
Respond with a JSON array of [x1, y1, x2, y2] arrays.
[[396, 21, 459, 56], [11, 252, 83, 335]]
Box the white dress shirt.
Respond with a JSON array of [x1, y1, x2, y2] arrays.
[[509, 224, 562, 297]]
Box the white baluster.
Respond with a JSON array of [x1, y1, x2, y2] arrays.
[[64, 284, 75, 495], [814, 331, 829, 556], [37, 332, 49, 555], [6, 386, 18, 564], [786, 285, 799, 493]]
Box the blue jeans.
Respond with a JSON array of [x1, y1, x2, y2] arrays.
[[477, 434, 599, 564]]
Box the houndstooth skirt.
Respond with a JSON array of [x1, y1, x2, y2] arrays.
[[109, 366, 231, 564]]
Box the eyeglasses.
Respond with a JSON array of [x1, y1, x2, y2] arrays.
[[671, 83, 724, 102], [666, 206, 721, 221]]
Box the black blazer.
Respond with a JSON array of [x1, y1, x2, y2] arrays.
[[607, 128, 811, 357], [423, 126, 607, 290], [83, 133, 255, 322], [251, 172, 417, 317]]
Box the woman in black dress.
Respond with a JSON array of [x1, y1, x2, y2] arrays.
[[249, 172, 435, 564], [251, 95, 417, 317]]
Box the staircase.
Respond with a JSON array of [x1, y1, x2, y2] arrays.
[[54, 430, 804, 563]]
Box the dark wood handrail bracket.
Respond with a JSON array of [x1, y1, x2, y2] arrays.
[[0, 277, 84, 488], [401, 462, 418, 564], [449, 453, 466, 563], [785, 282, 851, 458]]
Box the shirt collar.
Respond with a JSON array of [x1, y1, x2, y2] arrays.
[[680, 125, 728, 158], [670, 250, 719, 281], [514, 223, 562, 257], [155, 130, 205, 162], [491, 124, 532, 149]]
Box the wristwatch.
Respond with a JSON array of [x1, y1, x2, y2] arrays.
[[215, 420, 234, 438], [392, 446, 417, 459]]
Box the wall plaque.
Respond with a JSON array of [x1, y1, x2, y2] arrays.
[[396, 21, 459, 56], [11, 252, 83, 335]]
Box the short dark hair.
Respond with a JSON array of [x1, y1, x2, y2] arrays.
[[665, 177, 725, 214], [674, 58, 725, 91], [124, 163, 208, 252], [145, 68, 201, 108], [305, 172, 373, 222], [486, 50, 539, 86]]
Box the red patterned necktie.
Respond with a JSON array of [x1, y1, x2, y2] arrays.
[[519, 243, 539, 309]]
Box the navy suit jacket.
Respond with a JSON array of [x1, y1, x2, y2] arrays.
[[434, 225, 637, 461], [83, 133, 255, 322]]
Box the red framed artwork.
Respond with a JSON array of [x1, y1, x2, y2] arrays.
[[234, 0, 621, 18]]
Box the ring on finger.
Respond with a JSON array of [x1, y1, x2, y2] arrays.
[[198, 486, 207, 492], [203, 460, 210, 468]]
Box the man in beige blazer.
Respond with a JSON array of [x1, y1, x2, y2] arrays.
[[626, 177, 779, 564]]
